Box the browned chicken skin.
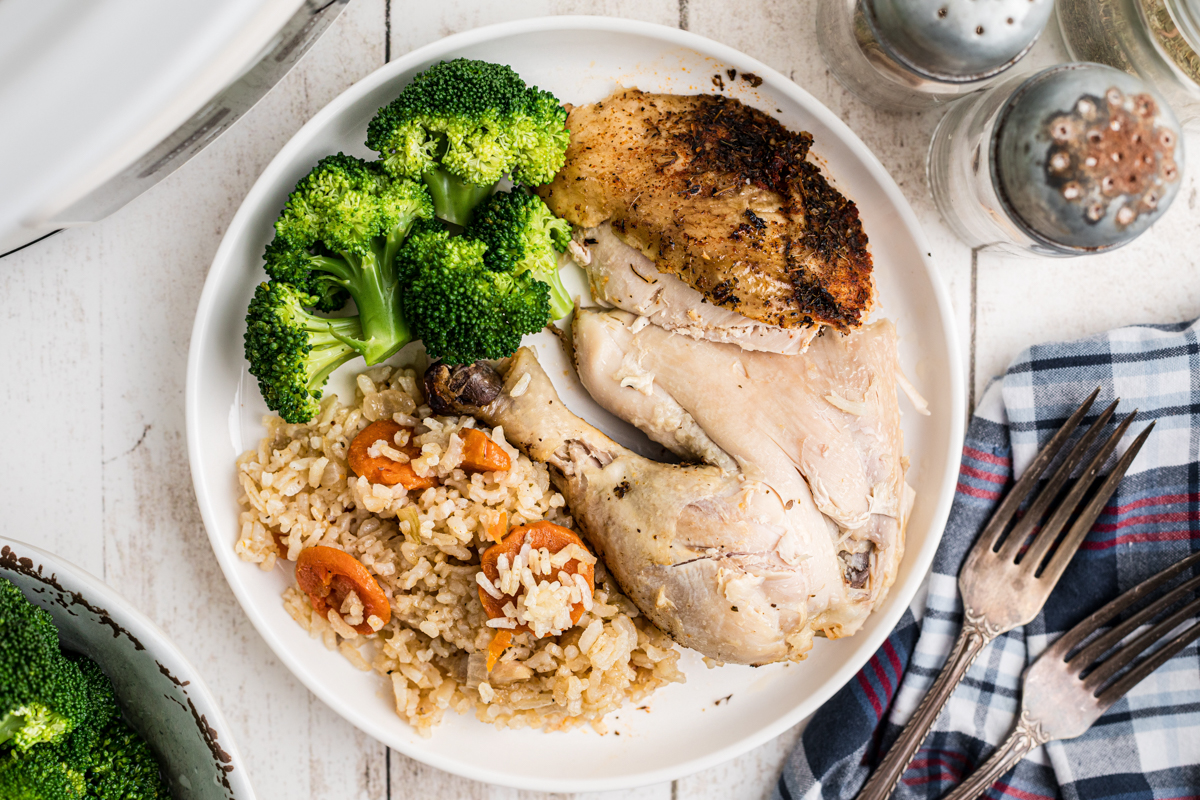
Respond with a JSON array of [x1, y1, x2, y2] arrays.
[[537, 88, 874, 332]]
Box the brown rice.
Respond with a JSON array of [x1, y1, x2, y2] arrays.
[[234, 362, 684, 735]]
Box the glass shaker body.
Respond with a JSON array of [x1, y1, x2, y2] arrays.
[[817, 0, 1055, 112], [1058, 0, 1200, 129], [927, 75, 1044, 254], [928, 63, 1185, 256]]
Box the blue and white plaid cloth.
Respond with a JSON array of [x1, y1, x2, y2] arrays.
[[777, 319, 1200, 800]]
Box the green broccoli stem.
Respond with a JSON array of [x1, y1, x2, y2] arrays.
[[383, 217, 422, 275], [524, 247, 573, 320], [305, 319, 366, 390], [0, 711, 21, 747], [542, 270, 574, 320], [0, 705, 71, 751], [321, 247, 412, 364], [422, 169, 494, 227]]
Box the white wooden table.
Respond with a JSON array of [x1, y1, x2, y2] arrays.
[[4, 2, 1199, 798]]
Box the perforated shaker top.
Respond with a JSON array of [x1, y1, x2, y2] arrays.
[[864, 0, 1054, 82], [994, 63, 1185, 252]]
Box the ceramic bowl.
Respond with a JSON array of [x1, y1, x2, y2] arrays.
[[0, 536, 256, 800]]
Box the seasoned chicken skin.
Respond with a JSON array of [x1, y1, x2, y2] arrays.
[[538, 88, 874, 333], [571, 308, 910, 633], [429, 350, 856, 665]]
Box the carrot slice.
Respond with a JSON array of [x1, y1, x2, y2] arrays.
[[486, 629, 512, 673], [460, 428, 511, 473], [347, 420, 438, 490], [295, 546, 391, 635], [477, 521, 596, 635], [486, 510, 508, 543]]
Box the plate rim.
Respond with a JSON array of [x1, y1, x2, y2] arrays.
[[186, 14, 965, 792]]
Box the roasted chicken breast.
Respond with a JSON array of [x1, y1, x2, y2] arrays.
[[538, 88, 874, 334], [572, 307, 911, 621]]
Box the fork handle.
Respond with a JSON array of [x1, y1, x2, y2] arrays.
[[854, 610, 999, 800], [939, 710, 1053, 800]]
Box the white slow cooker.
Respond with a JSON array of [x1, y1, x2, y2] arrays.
[[0, 0, 349, 256]]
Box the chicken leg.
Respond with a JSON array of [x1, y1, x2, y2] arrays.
[[427, 349, 861, 665]]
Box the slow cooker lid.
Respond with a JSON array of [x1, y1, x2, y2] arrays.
[[0, 0, 308, 252]]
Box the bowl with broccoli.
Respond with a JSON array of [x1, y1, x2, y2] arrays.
[[0, 537, 255, 800]]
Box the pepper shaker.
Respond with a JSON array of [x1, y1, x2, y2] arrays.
[[816, 0, 1055, 111], [928, 63, 1184, 255], [1058, 0, 1200, 129]]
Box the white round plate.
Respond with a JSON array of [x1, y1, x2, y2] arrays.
[[187, 16, 964, 793]]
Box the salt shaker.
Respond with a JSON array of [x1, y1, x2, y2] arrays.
[[1058, 0, 1200, 129], [928, 63, 1184, 256], [816, 0, 1055, 111]]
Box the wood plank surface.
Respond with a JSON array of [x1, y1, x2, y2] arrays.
[[1, 1, 1196, 798]]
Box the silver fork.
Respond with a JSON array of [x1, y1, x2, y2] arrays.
[[942, 549, 1200, 800], [856, 389, 1152, 800]]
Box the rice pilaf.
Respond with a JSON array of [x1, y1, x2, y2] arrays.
[[235, 362, 684, 735]]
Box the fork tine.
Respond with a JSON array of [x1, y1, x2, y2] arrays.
[[974, 387, 1100, 553], [996, 399, 1119, 562], [1070, 571, 1200, 671], [1095, 614, 1200, 708], [1018, 410, 1137, 572], [1088, 595, 1200, 701], [1034, 420, 1154, 586], [1046, 550, 1200, 661]]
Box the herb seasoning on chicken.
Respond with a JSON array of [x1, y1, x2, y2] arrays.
[[537, 88, 874, 345]]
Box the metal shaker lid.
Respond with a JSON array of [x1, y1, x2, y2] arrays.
[[993, 63, 1185, 253], [864, 0, 1054, 82]]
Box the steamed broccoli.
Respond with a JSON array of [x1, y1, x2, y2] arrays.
[[397, 221, 550, 364], [366, 59, 570, 225], [262, 153, 431, 359], [465, 190, 574, 319], [62, 657, 119, 758], [81, 718, 169, 800], [0, 689, 166, 800], [0, 581, 167, 799], [0, 742, 86, 800], [0, 579, 88, 752], [244, 282, 374, 424], [51, 660, 165, 800]]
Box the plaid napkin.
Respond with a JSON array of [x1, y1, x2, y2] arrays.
[[776, 319, 1200, 800]]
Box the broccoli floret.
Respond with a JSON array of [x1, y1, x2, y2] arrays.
[[262, 238, 348, 313], [366, 59, 570, 225], [0, 658, 139, 800], [0, 583, 166, 800], [263, 153, 430, 360], [62, 657, 119, 758], [2, 707, 167, 800], [0, 579, 88, 751], [81, 718, 168, 800], [244, 282, 375, 424], [465, 190, 574, 319], [0, 743, 86, 800], [62, 660, 166, 800], [397, 221, 550, 364]]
